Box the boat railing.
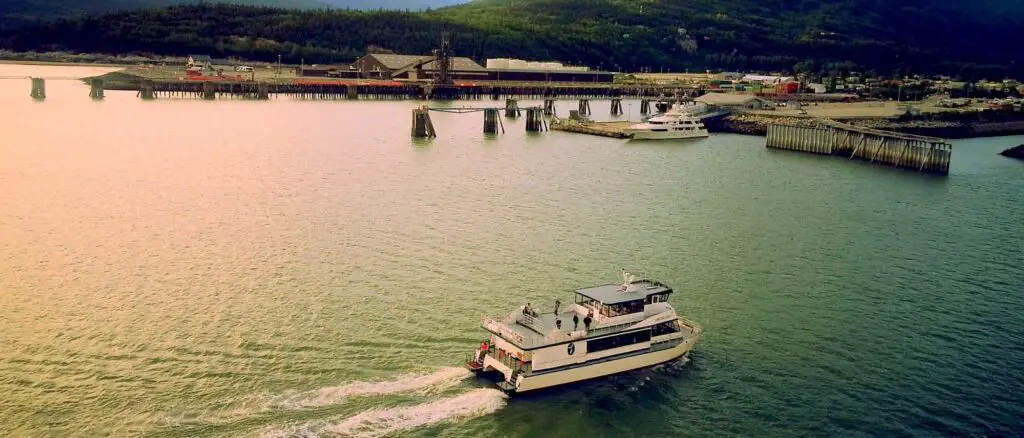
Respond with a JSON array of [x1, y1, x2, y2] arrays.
[[482, 315, 531, 346], [677, 318, 703, 335], [517, 312, 547, 335]]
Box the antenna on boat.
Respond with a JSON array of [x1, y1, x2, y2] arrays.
[[620, 268, 635, 292]]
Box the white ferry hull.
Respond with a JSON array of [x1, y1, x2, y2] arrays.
[[513, 336, 700, 393], [628, 129, 709, 140]]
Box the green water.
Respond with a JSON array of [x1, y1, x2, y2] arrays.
[[1, 66, 1023, 437]]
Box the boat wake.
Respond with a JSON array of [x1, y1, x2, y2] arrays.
[[267, 367, 473, 409], [259, 388, 507, 438]]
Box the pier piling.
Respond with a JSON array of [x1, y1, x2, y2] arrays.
[[30, 78, 45, 100], [257, 83, 270, 100], [139, 80, 156, 100], [640, 99, 651, 115], [543, 99, 555, 116], [89, 79, 104, 100], [610, 98, 623, 116], [578, 99, 591, 116], [525, 108, 547, 132], [412, 107, 437, 138], [202, 82, 216, 100], [505, 99, 521, 118], [483, 108, 503, 135]]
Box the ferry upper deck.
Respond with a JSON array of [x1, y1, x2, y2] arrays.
[[481, 276, 697, 350]]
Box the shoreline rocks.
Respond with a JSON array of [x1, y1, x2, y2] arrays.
[[999, 144, 1024, 160]]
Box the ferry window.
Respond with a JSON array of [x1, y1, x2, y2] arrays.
[[601, 300, 643, 317], [587, 330, 652, 353], [645, 293, 669, 304], [652, 321, 681, 337]]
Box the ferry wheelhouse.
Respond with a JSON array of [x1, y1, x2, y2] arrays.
[[466, 271, 702, 393]]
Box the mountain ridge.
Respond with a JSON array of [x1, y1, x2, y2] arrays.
[[2, 1, 1021, 78]]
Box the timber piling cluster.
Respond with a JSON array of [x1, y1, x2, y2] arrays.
[[766, 122, 952, 174], [30, 77, 45, 100]]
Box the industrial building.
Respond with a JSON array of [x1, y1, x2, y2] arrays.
[[695, 93, 769, 111], [347, 53, 615, 83], [485, 58, 612, 83], [352, 54, 489, 81]]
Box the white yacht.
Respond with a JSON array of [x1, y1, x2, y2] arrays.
[[624, 103, 710, 140], [466, 271, 702, 394]]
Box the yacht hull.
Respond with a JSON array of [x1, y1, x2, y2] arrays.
[[510, 335, 700, 393], [628, 130, 710, 140]]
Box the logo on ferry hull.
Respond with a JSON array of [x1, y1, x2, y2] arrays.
[[567, 343, 575, 355]]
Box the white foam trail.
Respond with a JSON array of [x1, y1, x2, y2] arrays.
[[260, 388, 506, 438], [268, 367, 472, 409]]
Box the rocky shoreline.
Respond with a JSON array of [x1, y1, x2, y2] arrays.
[[1000, 144, 1024, 160], [711, 112, 1024, 139]]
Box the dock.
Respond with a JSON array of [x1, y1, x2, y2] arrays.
[[766, 120, 952, 174], [549, 121, 633, 139]]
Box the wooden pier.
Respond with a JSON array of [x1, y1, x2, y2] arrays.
[[79, 76, 702, 101], [549, 121, 633, 139], [766, 121, 952, 174]]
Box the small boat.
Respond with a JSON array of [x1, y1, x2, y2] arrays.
[[465, 270, 702, 394], [625, 103, 710, 140]]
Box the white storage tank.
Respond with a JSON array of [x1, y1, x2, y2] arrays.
[[486, 59, 510, 69], [509, 59, 528, 69], [543, 62, 562, 69], [526, 62, 544, 70]]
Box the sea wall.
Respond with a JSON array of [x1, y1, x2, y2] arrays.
[[714, 111, 1024, 139]]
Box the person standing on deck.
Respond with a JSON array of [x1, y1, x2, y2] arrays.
[[573, 313, 579, 330]]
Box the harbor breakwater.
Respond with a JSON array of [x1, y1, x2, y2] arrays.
[[715, 111, 1024, 139]]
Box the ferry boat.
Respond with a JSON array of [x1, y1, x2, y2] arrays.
[[625, 103, 710, 140], [466, 271, 702, 394]]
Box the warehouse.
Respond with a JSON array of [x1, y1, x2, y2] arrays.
[[352, 54, 489, 81], [486, 69, 614, 83]]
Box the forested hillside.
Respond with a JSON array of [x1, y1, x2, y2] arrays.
[[0, 0, 329, 30], [1, 0, 1021, 78]]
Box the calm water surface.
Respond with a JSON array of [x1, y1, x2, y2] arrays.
[[1, 66, 1022, 437]]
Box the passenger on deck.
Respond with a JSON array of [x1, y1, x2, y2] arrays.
[[555, 319, 562, 330], [583, 312, 592, 331], [523, 303, 532, 316], [573, 314, 579, 330], [554, 299, 561, 315]]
